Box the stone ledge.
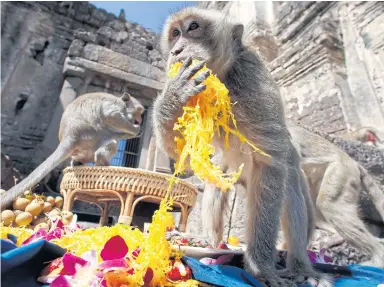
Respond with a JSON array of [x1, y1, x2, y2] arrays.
[[81, 44, 164, 82], [64, 57, 164, 92]]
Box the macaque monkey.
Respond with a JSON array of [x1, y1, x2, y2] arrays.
[[203, 123, 384, 268], [340, 127, 383, 149], [154, 7, 329, 286], [287, 123, 384, 268], [1, 92, 144, 209]]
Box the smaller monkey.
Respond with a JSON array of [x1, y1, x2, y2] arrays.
[[288, 123, 384, 268], [1, 92, 144, 209]]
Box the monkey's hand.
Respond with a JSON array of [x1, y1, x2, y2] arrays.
[[167, 57, 210, 106], [153, 57, 210, 158]]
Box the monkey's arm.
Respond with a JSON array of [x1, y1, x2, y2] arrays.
[[152, 91, 183, 159]]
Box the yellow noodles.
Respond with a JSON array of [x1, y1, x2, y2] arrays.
[[0, 226, 34, 245], [169, 61, 269, 191]]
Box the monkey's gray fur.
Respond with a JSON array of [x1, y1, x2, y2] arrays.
[[1, 92, 144, 209], [204, 123, 384, 269], [154, 7, 331, 287], [288, 123, 384, 268]]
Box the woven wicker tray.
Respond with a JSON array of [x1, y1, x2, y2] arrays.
[[60, 166, 199, 231]]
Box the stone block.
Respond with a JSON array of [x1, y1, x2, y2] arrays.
[[74, 29, 97, 43], [68, 39, 85, 57], [97, 26, 115, 40], [107, 19, 126, 31], [91, 7, 108, 22], [125, 21, 134, 31], [115, 31, 129, 42], [81, 44, 100, 61]]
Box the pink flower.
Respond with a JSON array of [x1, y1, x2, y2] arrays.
[[22, 217, 81, 246], [143, 267, 154, 287], [62, 253, 88, 275], [39, 236, 142, 287], [50, 275, 72, 287]]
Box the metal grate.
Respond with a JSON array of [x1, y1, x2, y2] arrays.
[[87, 109, 147, 168]]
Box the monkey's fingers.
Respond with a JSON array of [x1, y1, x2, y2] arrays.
[[177, 56, 193, 77], [193, 70, 210, 85], [184, 60, 207, 80], [193, 84, 207, 95]]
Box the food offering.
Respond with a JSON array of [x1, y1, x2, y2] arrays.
[[168, 60, 269, 192]]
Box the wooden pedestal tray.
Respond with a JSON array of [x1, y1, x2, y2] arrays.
[[60, 166, 198, 232]]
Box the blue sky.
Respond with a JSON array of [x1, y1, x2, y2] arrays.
[[91, 1, 196, 33]]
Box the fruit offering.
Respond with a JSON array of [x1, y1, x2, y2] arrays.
[[0, 189, 67, 231]]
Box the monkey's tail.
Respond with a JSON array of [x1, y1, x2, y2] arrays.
[[358, 165, 384, 222], [1, 140, 72, 210]]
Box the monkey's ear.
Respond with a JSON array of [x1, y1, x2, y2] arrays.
[[120, 92, 131, 102], [232, 24, 244, 41]]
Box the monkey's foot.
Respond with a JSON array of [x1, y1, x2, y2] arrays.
[[246, 267, 297, 287], [276, 268, 334, 287], [322, 234, 345, 249]]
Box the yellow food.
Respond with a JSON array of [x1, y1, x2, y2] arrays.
[[228, 235, 240, 246], [25, 201, 43, 217], [1, 210, 15, 226], [54, 196, 63, 208], [168, 61, 269, 191], [14, 210, 23, 217], [42, 202, 53, 213], [0, 226, 34, 245], [12, 197, 30, 211], [15, 212, 33, 226], [46, 196, 55, 205]]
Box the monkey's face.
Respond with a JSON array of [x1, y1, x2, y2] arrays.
[[120, 93, 145, 136], [161, 8, 244, 79]]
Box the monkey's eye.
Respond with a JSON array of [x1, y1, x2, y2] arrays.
[[172, 29, 180, 38], [188, 22, 199, 31]]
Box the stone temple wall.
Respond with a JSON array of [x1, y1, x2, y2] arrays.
[[199, 1, 384, 135], [1, 1, 165, 174]]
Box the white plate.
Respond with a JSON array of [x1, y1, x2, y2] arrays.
[[172, 244, 246, 259]]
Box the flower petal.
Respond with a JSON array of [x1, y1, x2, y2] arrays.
[[45, 228, 63, 241], [319, 248, 333, 263], [100, 235, 128, 261], [62, 253, 88, 275], [50, 275, 72, 287], [143, 267, 154, 287], [132, 247, 141, 260], [98, 259, 129, 271], [199, 258, 215, 265], [21, 228, 47, 245], [214, 254, 234, 265], [307, 250, 318, 263], [82, 250, 98, 265], [37, 274, 61, 284]]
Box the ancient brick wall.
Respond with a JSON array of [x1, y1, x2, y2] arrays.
[[198, 1, 384, 134], [1, 1, 163, 174]]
